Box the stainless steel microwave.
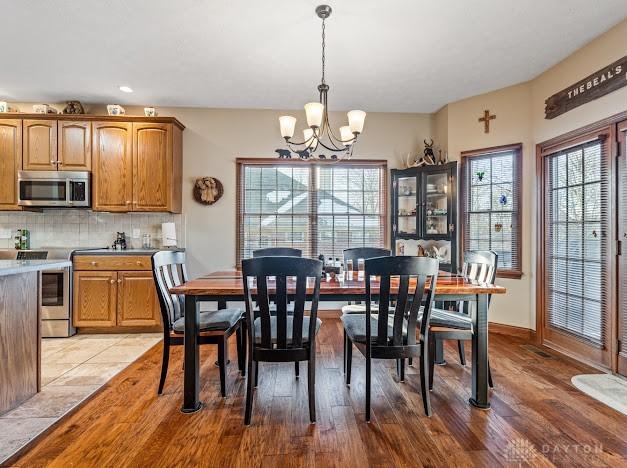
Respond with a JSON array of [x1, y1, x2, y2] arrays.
[[18, 171, 90, 207]]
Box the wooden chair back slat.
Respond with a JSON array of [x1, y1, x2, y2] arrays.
[[376, 275, 392, 346], [459, 251, 498, 316], [252, 247, 302, 258], [343, 247, 391, 267]]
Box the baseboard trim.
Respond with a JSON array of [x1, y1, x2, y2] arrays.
[[488, 322, 536, 341]]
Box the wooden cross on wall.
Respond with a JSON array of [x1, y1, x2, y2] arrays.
[[478, 109, 496, 133]]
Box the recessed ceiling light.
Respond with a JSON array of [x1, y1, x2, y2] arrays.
[[119, 86, 133, 93]]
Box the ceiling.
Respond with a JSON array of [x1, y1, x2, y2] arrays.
[[1, 0, 625, 113]]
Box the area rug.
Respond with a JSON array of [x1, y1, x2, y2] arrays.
[[571, 374, 627, 416]]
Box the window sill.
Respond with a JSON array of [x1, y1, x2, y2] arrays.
[[496, 270, 523, 280]]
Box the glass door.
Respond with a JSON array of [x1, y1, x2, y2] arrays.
[[618, 120, 627, 377], [542, 137, 611, 367], [394, 172, 418, 236], [422, 168, 450, 237]]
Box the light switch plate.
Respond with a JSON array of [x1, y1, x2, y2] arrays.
[[0, 228, 12, 239], [132, 228, 141, 239]]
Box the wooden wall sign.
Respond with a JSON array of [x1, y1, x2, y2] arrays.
[[545, 55, 626, 119]]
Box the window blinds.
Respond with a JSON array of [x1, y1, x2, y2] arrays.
[[544, 139, 609, 346], [236, 161, 386, 264], [461, 146, 522, 276]]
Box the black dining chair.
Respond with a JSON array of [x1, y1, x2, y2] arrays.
[[152, 251, 245, 397], [342, 256, 439, 420], [428, 250, 497, 390], [241, 256, 323, 425], [341, 247, 392, 315]]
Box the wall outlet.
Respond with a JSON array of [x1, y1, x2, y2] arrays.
[[132, 228, 141, 239], [0, 228, 12, 239]]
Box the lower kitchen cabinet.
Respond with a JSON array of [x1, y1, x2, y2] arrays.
[[73, 271, 118, 327], [73, 259, 161, 329], [117, 271, 161, 327]]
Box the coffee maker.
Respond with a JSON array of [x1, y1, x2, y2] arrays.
[[112, 232, 127, 250]]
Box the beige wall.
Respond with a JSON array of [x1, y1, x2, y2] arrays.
[[434, 19, 627, 329]]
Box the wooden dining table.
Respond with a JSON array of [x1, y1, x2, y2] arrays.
[[170, 270, 506, 414]]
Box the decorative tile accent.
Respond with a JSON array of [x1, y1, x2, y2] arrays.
[[0, 210, 185, 249]]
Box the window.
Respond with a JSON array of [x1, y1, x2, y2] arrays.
[[461, 144, 522, 278], [236, 159, 387, 264]]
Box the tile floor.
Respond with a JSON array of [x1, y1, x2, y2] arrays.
[[0, 333, 161, 465]]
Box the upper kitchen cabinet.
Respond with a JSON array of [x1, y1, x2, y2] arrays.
[[0, 119, 22, 210], [58, 121, 91, 171], [22, 119, 57, 170], [133, 122, 181, 212], [92, 122, 133, 212]]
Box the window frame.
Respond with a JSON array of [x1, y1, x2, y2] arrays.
[[460, 143, 523, 279], [235, 158, 388, 266]]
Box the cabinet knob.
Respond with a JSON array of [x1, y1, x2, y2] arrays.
[[136, 261, 142, 265], [110, 279, 115, 284], [57, 161, 63, 165], [50, 160, 56, 164], [118, 279, 122, 283], [91, 261, 97, 266]]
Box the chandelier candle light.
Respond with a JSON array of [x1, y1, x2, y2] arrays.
[[278, 5, 366, 160]]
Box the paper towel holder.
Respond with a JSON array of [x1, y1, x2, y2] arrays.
[[161, 222, 177, 248]]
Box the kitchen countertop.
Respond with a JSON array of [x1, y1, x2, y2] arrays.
[[72, 248, 185, 256], [0, 260, 72, 277]]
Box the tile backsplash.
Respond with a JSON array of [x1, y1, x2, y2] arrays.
[[0, 210, 185, 250]]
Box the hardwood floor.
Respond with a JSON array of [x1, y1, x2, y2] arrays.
[[9, 318, 627, 467]]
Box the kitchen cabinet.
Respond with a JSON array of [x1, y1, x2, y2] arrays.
[[58, 121, 91, 170], [22, 119, 57, 170], [92, 122, 133, 212], [0, 114, 184, 213], [73, 255, 161, 330], [391, 162, 458, 272], [117, 271, 161, 327], [0, 119, 22, 210], [133, 122, 172, 211], [73, 271, 118, 327]]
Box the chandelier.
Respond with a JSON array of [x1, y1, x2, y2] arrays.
[[277, 5, 366, 160]]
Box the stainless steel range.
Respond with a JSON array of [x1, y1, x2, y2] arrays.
[[0, 248, 79, 337]]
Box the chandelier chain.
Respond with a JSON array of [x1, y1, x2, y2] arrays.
[[321, 18, 326, 84]]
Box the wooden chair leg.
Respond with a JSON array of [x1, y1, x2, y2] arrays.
[[345, 336, 353, 386], [244, 353, 254, 425], [420, 343, 432, 416], [236, 325, 244, 375], [365, 352, 371, 422], [308, 348, 316, 423], [457, 340, 466, 366], [254, 360, 259, 388], [157, 338, 170, 395], [488, 360, 494, 388], [408, 357, 413, 366], [429, 333, 435, 391], [218, 339, 227, 398], [295, 361, 300, 378], [343, 330, 347, 373]]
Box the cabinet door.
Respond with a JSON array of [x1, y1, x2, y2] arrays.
[[73, 271, 117, 327], [58, 121, 91, 171], [0, 119, 22, 210], [23, 120, 57, 170], [117, 271, 161, 327], [92, 122, 133, 212], [132, 123, 171, 211]]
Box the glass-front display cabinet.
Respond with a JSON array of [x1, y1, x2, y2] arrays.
[[391, 162, 458, 272]]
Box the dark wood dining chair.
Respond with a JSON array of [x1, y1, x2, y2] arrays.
[[241, 256, 323, 425], [342, 256, 439, 420], [341, 247, 392, 315], [428, 250, 497, 390], [152, 251, 244, 397]]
